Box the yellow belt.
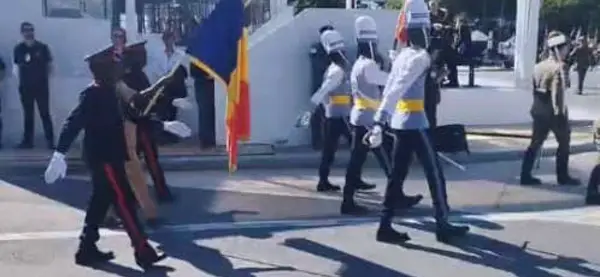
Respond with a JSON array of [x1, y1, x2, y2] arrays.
[[354, 98, 381, 110], [396, 100, 424, 112], [330, 95, 351, 105]]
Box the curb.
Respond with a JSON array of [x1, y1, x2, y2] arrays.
[[0, 143, 595, 175]]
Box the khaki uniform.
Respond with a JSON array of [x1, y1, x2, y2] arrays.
[[520, 57, 572, 182]]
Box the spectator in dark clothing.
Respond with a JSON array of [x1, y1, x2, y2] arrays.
[[190, 64, 216, 150], [13, 22, 54, 149], [309, 25, 334, 150], [569, 37, 593, 95], [0, 56, 5, 148]]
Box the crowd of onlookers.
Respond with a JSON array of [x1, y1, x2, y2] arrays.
[[0, 22, 218, 151]]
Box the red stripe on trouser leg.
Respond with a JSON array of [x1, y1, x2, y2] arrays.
[[140, 130, 165, 194], [103, 164, 147, 251]]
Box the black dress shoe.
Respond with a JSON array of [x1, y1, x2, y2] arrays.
[[135, 248, 167, 270], [436, 222, 470, 243], [586, 195, 600, 205], [558, 176, 581, 186], [376, 226, 411, 244], [396, 194, 423, 210], [317, 181, 340, 192], [75, 245, 115, 266], [520, 176, 542, 186], [356, 181, 376, 191]]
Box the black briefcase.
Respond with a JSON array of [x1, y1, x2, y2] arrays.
[[432, 124, 470, 154]]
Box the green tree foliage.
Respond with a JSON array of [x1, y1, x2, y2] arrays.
[[294, 0, 344, 14], [541, 0, 600, 34], [385, 0, 403, 10]]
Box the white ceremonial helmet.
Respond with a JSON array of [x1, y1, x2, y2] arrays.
[[320, 30, 346, 54], [355, 15, 378, 59], [404, 0, 431, 48], [355, 15, 378, 42]]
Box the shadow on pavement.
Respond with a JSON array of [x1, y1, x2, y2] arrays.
[[0, 175, 376, 276], [283, 237, 414, 277], [398, 220, 600, 277]]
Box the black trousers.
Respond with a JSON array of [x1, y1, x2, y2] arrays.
[[344, 125, 393, 201], [137, 124, 171, 198], [19, 85, 54, 144], [576, 67, 587, 94], [587, 163, 600, 196], [318, 117, 351, 182], [381, 129, 449, 226], [194, 78, 216, 147], [345, 125, 392, 182], [425, 102, 438, 129], [310, 106, 325, 150], [80, 162, 150, 253], [521, 114, 571, 179]]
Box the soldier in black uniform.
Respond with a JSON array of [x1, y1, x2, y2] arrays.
[[43, 47, 187, 269], [123, 42, 176, 203], [520, 31, 581, 186], [309, 25, 335, 150], [425, 27, 447, 129]]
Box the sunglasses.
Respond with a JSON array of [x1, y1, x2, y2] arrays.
[[22, 28, 34, 33]]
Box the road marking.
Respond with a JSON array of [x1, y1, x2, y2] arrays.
[[0, 207, 598, 242]]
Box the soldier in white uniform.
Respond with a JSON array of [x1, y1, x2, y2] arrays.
[[342, 15, 423, 215], [366, 0, 469, 244], [310, 30, 376, 192]]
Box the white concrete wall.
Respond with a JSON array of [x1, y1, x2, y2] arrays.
[[0, 7, 402, 147], [243, 8, 399, 146], [0, 1, 110, 145]]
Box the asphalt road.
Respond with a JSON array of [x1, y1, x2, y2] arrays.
[[1, 152, 600, 276]]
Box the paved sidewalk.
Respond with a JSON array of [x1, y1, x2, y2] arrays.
[[1, 154, 599, 276], [0, 123, 594, 173]]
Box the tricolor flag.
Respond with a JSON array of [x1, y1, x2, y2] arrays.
[[394, 3, 409, 47], [186, 0, 250, 172]]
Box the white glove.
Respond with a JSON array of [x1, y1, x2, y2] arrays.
[[295, 111, 313, 128], [388, 50, 398, 62], [44, 152, 67, 184], [162, 121, 192, 138], [171, 98, 193, 110], [367, 125, 383, 148]]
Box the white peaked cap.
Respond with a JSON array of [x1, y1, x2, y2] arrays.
[[320, 30, 345, 54], [404, 0, 431, 29], [355, 15, 378, 41]]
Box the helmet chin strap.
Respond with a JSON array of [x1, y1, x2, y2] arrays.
[[337, 50, 350, 66], [368, 42, 375, 60]]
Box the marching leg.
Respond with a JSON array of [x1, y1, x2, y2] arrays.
[[553, 117, 581, 186], [586, 163, 600, 205], [377, 130, 413, 244], [415, 130, 469, 243], [342, 118, 375, 190], [341, 125, 371, 215], [138, 125, 174, 203], [102, 163, 167, 269], [75, 166, 116, 266], [520, 117, 551, 185], [123, 120, 161, 226], [317, 118, 343, 192]]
